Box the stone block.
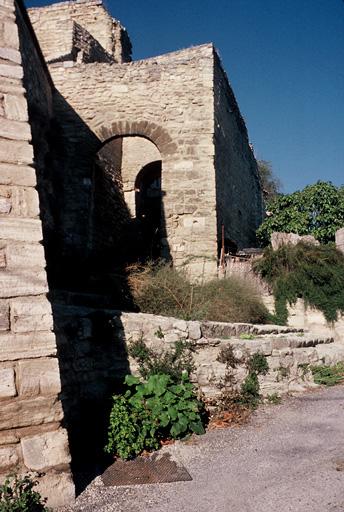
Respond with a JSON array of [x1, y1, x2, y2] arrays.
[[0, 139, 33, 165], [0, 429, 18, 445], [0, 118, 31, 141], [21, 429, 70, 471], [0, 63, 23, 79], [0, 48, 21, 64], [10, 296, 53, 333], [3, 20, 19, 49], [0, 367, 16, 397], [0, 300, 9, 330], [17, 358, 61, 397], [0, 445, 19, 470], [0, 186, 39, 217], [0, 270, 48, 298], [0, 218, 42, 242], [187, 321, 201, 340], [36, 471, 75, 508], [0, 163, 36, 186], [336, 228, 344, 255], [0, 332, 57, 361], [0, 248, 5, 267], [0, 396, 63, 430], [0, 197, 11, 213], [5, 242, 46, 268], [3, 94, 28, 121], [271, 232, 319, 250]]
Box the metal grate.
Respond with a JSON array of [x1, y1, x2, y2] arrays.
[[102, 452, 192, 486]]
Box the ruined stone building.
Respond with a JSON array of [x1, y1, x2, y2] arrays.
[[0, 0, 263, 506]]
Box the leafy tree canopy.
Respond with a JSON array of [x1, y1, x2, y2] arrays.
[[257, 181, 344, 246], [257, 160, 282, 201]]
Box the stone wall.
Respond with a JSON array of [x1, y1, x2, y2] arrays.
[[0, 0, 74, 506], [47, 44, 219, 277], [26, 1, 263, 279], [224, 253, 344, 342], [213, 52, 263, 250], [28, 0, 132, 63], [115, 312, 344, 401]]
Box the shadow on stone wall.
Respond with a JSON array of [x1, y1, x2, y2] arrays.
[[16, 0, 172, 496], [33, 92, 171, 492]]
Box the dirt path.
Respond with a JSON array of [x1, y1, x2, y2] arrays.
[[59, 385, 344, 512]]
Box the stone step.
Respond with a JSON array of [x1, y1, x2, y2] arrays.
[[200, 320, 304, 339], [201, 333, 335, 355]]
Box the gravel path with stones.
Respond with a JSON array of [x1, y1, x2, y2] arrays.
[[58, 385, 344, 512]]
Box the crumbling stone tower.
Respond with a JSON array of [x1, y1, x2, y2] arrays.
[[0, 0, 263, 506]]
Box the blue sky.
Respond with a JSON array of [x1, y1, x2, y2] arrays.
[[26, 0, 344, 193]]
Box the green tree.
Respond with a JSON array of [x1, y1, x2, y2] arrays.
[[257, 160, 282, 201], [257, 181, 344, 246]]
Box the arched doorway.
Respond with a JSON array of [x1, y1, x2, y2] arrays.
[[91, 135, 163, 265]]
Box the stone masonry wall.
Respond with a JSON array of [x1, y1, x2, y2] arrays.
[[0, 0, 74, 507], [115, 312, 344, 402], [48, 44, 219, 277], [28, 0, 132, 63], [214, 52, 263, 250]]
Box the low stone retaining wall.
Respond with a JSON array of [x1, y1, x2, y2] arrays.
[[115, 312, 344, 402]]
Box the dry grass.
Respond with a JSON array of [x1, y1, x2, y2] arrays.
[[127, 262, 270, 324]]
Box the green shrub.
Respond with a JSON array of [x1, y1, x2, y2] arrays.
[[311, 363, 344, 386], [128, 262, 270, 324], [256, 181, 344, 246], [254, 242, 344, 324], [0, 474, 48, 512], [105, 373, 205, 460], [128, 336, 195, 382]]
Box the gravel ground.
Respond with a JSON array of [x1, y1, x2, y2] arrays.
[[58, 385, 344, 512]]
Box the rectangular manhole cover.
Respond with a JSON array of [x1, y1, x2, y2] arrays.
[[102, 452, 192, 486]]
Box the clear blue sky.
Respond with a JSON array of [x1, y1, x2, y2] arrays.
[[26, 0, 344, 193]]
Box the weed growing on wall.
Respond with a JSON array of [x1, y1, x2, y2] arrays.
[[0, 473, 48, 512], [105, 374, 205, 460], [128, 262, 270, 324], [216, 346, 269, 409], [128, 336, 195, 382], [254, 242, 344, 324]]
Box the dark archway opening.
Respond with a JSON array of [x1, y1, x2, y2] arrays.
[[135, 160, 162, 261]]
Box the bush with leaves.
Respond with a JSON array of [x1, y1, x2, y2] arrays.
[[254, 242, 344, 324], [257, 181, 344, 246], [0, 473, 48, 512], [105, 374, 205, 460]]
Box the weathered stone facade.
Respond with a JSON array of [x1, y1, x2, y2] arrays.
[[26, 0, 263, 280], [0, 0, 264, 505], [0, 0, 74, 506]]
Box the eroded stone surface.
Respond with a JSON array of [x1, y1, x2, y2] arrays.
[[17, 358, 61, 397], [21, 429, 70, 470]]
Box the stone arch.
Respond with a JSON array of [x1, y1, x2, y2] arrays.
[[94, 120, 177, 159]]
